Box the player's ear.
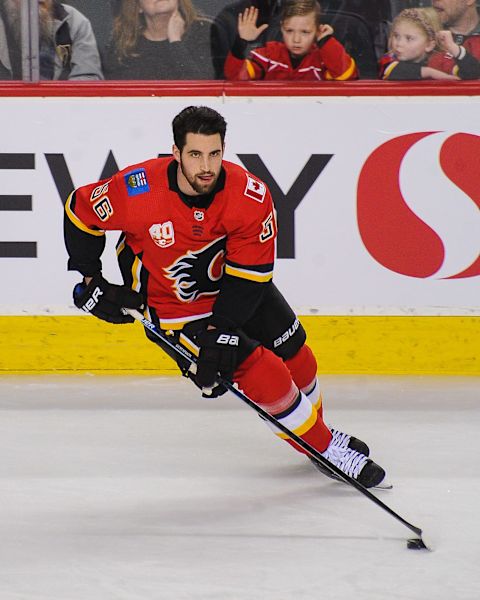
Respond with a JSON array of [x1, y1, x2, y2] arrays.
[[172, 144, 181, 162]]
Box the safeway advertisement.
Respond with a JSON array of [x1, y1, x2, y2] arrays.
[[0, 96, 478, 315]]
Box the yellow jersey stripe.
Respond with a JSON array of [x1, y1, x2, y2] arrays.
[[157, 311, 213, 331], [326, 58, 357, 81], [276, 406, 318, 439], [383, 61, 399, 79], [225, 265, 273, 282], [65, 192, 105, 237], [245, 59, 256, 79]]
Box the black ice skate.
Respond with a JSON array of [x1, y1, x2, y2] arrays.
[[329, 427, 370, 456], [312, 442, 386, 489], [310, 428, 388, 489], [309, 426, 370, 481]]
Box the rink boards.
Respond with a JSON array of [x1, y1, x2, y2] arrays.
[[2, 314, 478, 375], [0, 91, 478, 374]]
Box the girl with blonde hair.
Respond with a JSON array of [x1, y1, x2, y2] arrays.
[[379, 7, 458, 79]]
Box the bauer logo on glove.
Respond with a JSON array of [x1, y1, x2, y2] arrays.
[[216, 333, 239, 346], [79, 286, 104, 313], [73, 273, 144, 324]]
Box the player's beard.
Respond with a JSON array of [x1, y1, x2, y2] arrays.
[[179, 161, 219, 195]]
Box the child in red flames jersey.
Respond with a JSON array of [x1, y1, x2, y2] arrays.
[[379, 8, 459, 80], [224, 0, 358, 81]]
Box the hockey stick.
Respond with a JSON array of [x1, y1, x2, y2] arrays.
[[125, 308, 431, 551]]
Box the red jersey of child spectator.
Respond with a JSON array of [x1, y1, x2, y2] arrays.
[[225, 37, 358, 81], [379, 27, 480, 80]]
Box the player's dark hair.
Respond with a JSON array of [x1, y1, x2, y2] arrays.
[[172, 106, 227, 150]]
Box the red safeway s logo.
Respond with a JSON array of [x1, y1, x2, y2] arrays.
[[357, 132, 480, 279]]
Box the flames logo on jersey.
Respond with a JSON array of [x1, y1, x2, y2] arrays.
[[164, 237, 226, 302]]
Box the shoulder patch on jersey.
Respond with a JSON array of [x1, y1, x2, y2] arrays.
[[125, 168, 150, 196], [244, 174, 266, 203]]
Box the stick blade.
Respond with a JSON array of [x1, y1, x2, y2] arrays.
[[407, 535, 433, 552]]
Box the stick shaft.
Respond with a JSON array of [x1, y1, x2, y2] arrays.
[[126, 309, 423, 539]]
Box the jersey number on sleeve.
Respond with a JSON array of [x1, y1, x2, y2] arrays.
[[260, 212, 275, 243], [93, 197, 114, 222]]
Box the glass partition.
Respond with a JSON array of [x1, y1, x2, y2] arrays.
[[2, 1, 479, 82]]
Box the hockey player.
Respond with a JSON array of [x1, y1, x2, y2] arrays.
[[64, 105, 386, 488]]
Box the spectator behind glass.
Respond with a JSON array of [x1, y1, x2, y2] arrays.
[[432, 0, 480, 78], [211, 0, 283, 79], [379, 7, 459, 79], [103, 0, 214, 79], [0, 0, 103, 80], [224, 0, 358, 81]]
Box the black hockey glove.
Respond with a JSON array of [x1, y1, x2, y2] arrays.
[[73, 273, 144, 324], [195, 328, 240, 396]]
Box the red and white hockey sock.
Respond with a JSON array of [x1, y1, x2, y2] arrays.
[[235, 346, 331, 454], [284, 344, 324, 416]]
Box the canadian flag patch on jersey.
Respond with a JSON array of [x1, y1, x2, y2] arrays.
[[244, 174, 266, 203]]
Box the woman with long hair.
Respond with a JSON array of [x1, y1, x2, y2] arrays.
[[104, 0, 215, 79]]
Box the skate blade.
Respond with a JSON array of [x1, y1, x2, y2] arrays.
[[373, 480, 393, 490], [313, 465, 393, 489]]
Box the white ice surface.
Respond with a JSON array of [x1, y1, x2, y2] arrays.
[[0, 375, 478, 600]]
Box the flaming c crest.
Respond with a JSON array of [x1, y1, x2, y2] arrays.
[[164, 237, 226, 302]]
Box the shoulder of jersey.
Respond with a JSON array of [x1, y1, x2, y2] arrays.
[[116, 156, 171, 196], [223, 160, 269, 205]]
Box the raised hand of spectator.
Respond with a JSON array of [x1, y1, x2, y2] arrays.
[[316, 24, 333, 42], [436, 30, 461, 57], [237, 6, 269, 42], [168, 10, 186, 43]]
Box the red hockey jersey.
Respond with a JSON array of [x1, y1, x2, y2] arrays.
[[65, 158, 277, 329], [224, 38, 358, 81]]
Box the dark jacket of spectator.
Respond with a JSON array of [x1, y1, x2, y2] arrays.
[[431, 24, 480, 79], [103, 18, 214, 79]]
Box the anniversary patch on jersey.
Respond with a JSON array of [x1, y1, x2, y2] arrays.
[[125, 168, 150, 196], [244, 174, 266, 203], [164, 237, 226, 302], [149, 221, 175, 249]]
